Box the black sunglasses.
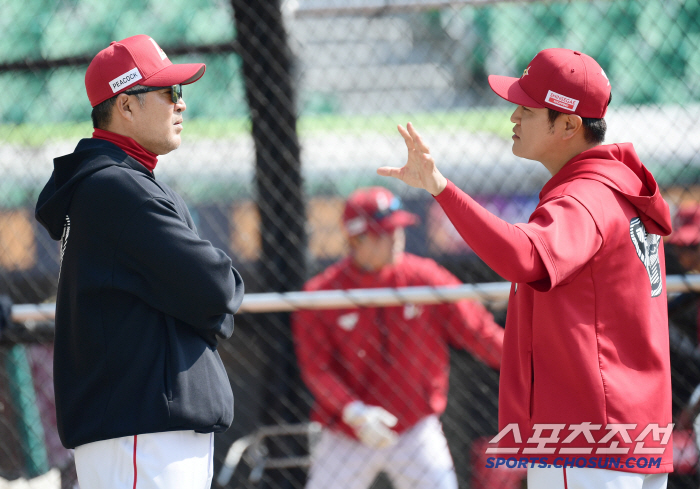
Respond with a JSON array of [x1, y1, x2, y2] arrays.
[[125, 84, 182, 104]]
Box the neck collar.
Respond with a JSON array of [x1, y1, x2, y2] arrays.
[[92, 128, 158, 172]]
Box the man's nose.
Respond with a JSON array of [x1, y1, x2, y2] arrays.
[[510, 107, 521, 123]]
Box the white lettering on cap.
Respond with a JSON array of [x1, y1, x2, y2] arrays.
[[109, 67, 142, 93], [149, 38, 167, 60], [545, 90, 579, 112]]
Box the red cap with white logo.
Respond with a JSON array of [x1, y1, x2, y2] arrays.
[[85, 34, 206, 107], [488, 48, 611, 118], [343, 187, 418, 237]]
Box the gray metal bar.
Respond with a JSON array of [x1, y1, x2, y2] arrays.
[[11, 274, 700, 322]]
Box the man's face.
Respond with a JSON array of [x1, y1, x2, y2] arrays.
[[129, 88, 186, 155], [509, 105, 558, 163], [349, 227, 406, 271]]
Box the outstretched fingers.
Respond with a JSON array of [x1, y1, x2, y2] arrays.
[[377, 166, 403, 178], [397, 124, 414, 151], [406, 122, 430, 153], [379, 122, 440, 193]]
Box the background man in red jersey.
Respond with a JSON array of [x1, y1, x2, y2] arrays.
[[379, 48, 673, 489], [292, 186, 504, 489]]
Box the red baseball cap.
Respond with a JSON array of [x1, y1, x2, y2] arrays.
[[343, 187, 418, 237], [488, 48, 611, 118], [667, 204, 700, 247], [85, 34, 206, 107]]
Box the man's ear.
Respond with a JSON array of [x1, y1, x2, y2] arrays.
[[561, 114, 583, 141], [113, 93, 135, 122]]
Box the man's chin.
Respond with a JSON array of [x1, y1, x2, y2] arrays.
[[510, 141, 524, 158], [160, 138, 182, 155], [511, 145, 537, 162]]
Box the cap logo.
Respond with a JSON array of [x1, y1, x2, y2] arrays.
[[601, 68, 610, 86], [545, 90, 579, 112], [522, 66, 530, 77], [109, 67, 142, 93], [149, 38, 167, 60]]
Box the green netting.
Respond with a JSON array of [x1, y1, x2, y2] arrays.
[[5, 345, 49, 478], [2, 3, 700, 487], [2, 0, 700, 126]]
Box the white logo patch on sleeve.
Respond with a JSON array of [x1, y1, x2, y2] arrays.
[[403, 303, 423, 320], [337, 312, 359, 331], [629, 217, 662, 297], [109, 67, 142, 93]]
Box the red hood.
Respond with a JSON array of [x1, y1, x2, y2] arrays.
[[540, 143, 672, 236]]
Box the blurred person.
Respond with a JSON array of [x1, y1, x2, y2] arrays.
[[34, 35, 244, 489], [292, 186, 504, 489], [379, 48, 673, 488], [668, 204, 700, 274], [666, 204, 700, 400], [666, 204, 700, 482]]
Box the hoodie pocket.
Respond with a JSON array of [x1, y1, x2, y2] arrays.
[[161, 314, 234, 430]]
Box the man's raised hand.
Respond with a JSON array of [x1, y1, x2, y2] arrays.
[[377, 122, 447, 196]]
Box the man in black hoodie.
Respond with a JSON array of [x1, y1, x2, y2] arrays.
[[35, 34, 244, 489]]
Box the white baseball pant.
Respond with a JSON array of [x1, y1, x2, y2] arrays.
[[528, 466, 668, 489], [305, 415, 457, 489], [74, 430, 214, 489]]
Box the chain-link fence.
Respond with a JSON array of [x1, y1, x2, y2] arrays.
[[1, 0, 700, 488]]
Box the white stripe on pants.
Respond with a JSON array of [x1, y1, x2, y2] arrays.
[[527, 466, 668, 489], [306, 415, 457, 489], [74, 430, 214, 489]]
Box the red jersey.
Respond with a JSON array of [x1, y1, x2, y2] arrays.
[[435, 143, 673, 473], [292, 253, 504, 439]]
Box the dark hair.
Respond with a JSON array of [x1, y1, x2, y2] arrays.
[[90, 87, 147, 129], [547, 93, 612, 145], [91, 96, 117, 129]]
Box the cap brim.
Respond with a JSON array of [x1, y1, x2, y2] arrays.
[[488, 75, 543, 108], [143, 63, 206, 87]]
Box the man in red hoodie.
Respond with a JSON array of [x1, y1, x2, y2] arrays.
[[292, 186, 504, 489], [378, 48, 673, 489]]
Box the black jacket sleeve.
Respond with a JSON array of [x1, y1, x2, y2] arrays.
[[113, 196, 244, 338]]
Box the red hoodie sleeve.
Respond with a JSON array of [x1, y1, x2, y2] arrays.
[[516, 194, 603, 291], [434, 180, 550, 284], [435, 180, 602, 291], [291, 307, 355, 417]]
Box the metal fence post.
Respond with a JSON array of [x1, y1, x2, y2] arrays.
[[233, 1, 308, 487]]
